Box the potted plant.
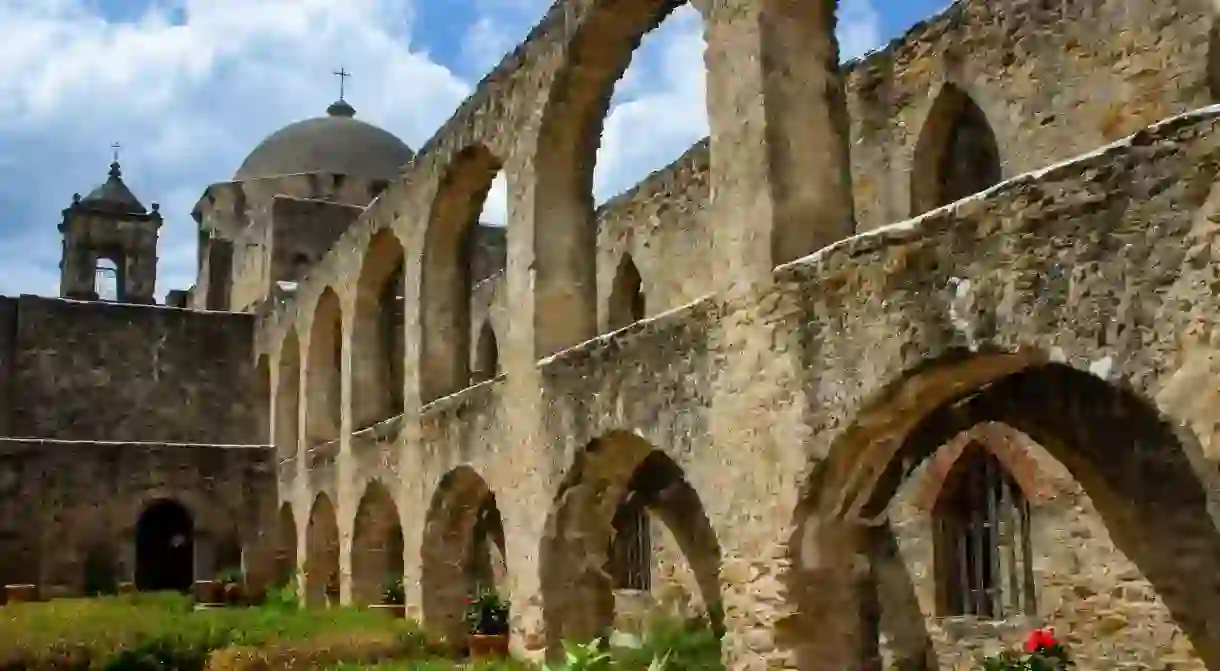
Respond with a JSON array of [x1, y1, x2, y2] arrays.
[[370, 575, 407, 618], [217, 568, 244, 606], [465, 587, 510, 660], [194, 578, 223, 606], [982, 628, 1073, 671]]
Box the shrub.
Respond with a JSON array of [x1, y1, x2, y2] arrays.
[[381, 577, 405, 607], [981, 629, 1073, 671], [464, 589, 509, 636]]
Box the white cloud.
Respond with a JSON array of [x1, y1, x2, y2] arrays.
[[0, 0, 884, 299]]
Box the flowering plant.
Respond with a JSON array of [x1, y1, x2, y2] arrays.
[[981, 629, 1073, 671], [464, 587, 510, 635]]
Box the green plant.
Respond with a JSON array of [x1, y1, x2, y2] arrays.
[[216, 567, 243, 586], [264, 576, 300, 611], [609, 615, 722, 671], [382, 576, 406, 606], [981, 629, 1073, 671], [544, 639, 611, 671], [464, 588, 509, 636]]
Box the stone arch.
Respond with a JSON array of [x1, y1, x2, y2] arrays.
[[530, 1, 704, 358], [421, 466, 507, 645], [306, 288, 343, 446], [909, 83, 1002, 217], [540, 431, 723, 655], [351, 480, 405, 605], [352, 229, 406, 429], [135, 498, 194, 592], [305, 493, 340, 607], [472, 320, 499, 384], [787, 359, 1220, 669], [275, 503, 297, 588], [255, 354, 271, 445], [421, 144, 503, 403], [607, 253, 645, 331], [275, 331, 301, 462]]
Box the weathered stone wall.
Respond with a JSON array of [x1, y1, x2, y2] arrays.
[[268, 196, 364, 291], [0, 439, 275, 595], [5, 296, 260, 445], [0, 297, 15, 437]]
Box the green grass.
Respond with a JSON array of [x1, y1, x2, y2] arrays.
[[0, 592, 436, 670]]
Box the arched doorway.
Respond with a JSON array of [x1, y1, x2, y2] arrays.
[[540, 432, 723, 656], [421, 467, 508, 644], [135, 499, 195, 592], [352, 481, 405, 605]]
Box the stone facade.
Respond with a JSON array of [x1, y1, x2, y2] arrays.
[[7, 0, 1220, 669]]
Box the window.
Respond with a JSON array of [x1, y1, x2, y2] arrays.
[[94, 258, 119, 301], [609, 494, 651, 591], [934, 446, 1034, 618]]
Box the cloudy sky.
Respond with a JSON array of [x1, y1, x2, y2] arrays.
[[0, 0, 949, 300]]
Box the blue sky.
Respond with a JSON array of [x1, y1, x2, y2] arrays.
[[0, 0, 949, 299]]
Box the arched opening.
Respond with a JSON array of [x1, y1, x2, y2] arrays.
[[135, 499, 194, 592], [788, 360, 1220, 670], [421, 145, 503, 403], [932, 444, 1033, 619], [909, 84, 1001, 217], [531, 1, 706, 358], [94, 256, 120, 301], [305, 494, 340, 607], [82, 542, 118, 596], [352, 481, 405, 605], [306, 289, 342, 446], [275, 503, 297, 588], [421, 467, 508, 644], [607, 254, 646, 331], [472, 321, 499, 384], [255, 355, 271, 446], [275, 332, 301, 462], [540, 433, 723, 656], [352, 230, 406, 429]]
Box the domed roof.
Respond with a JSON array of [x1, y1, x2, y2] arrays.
[[233, 99, 414, 182]]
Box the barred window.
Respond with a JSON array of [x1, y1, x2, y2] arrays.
[[610, 494, 651, 591], [935, 446, 1035, 618]]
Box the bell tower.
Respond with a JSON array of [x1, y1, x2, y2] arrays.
[[59, 148, 162, 303]]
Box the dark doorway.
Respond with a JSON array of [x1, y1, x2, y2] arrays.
[[135, 499, 195, 592]]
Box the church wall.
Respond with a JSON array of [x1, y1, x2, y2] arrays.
[[0, 439, 275, 596], [5, 296, 259, 445], [268, 196, 364, 289]]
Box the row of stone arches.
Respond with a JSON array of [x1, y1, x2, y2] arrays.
[[277, 358, 1220, 667]]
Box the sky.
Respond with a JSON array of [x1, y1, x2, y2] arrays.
[[0, 0, 951, 300]]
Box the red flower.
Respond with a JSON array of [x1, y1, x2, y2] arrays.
[[1024, 628, 1057, 653]]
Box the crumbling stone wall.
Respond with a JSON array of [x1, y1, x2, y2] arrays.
[[0, 439, 274, 595], [5, 296, 259, 445]]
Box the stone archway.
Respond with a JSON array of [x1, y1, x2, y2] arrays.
[[909, 83, 1002, 217], [540, 431, 723, 656], [787, 360, 1220, 670], [352, 229, 406, 429], [351, 480, 404, 605], [306, 288, 342, 446], [275, 503, 297, 587], [135, 499, 194, 592], [276, 331, 301, 462], [305, 493, 340, 607], [421, 466, 507, 645]]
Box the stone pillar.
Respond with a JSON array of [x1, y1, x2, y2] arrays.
[[705, 0, 854, 284]]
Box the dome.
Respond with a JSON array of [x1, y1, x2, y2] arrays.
[[233, 100, 414, 182]]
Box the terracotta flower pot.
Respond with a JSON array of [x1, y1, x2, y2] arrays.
[[117, 582, 136, 595], [468, 633, 510, 660], [4, 584, 39, 603], [194, 580, 223, 605], [368, 603, 406, 619], [223, 582, 244, 605]]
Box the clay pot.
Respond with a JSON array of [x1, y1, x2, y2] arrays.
[[117, 582, 136, 595], [368, 603, 406, 619], [223, 582, 244, 605], [4, 584, 39, 603], [468, 633, 510, 660], [194, 580, 223, 605]]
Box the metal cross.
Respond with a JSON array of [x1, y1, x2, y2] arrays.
[[110, 142, 121, 163], [333, 67, 352, 100]]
